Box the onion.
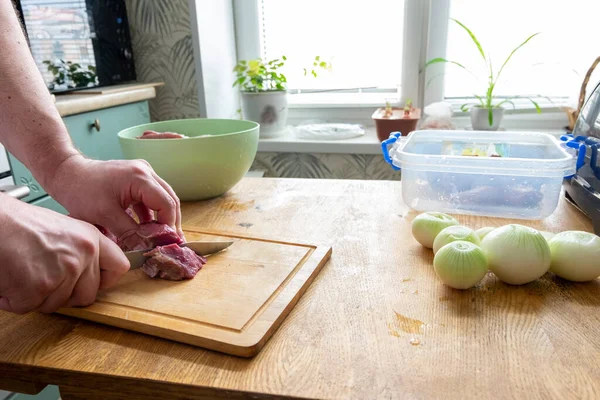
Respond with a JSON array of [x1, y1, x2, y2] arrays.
[[433, 241, 488, 289], [540, 231, 556, 242], [548, 231, 600, 282], [481, 224, 551, 285], [476, 227, 495, 240], [411, 212, 459, 248], [433, 225, 481, 254]]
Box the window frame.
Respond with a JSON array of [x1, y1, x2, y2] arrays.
[[233, 0, 424, 106], [232, 0, 569, 128]]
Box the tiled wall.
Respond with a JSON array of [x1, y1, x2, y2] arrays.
[[251, 152, 401, 180], [125, 0, 200, 121]]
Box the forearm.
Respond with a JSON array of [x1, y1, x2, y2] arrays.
[[0, 1, 80, 189]]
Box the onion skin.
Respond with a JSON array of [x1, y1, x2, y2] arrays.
[[476, 227, 496, 241], [433, 225, 481, 254], [433, 241, 488, 289], [481, 224, 551, 285], [411, 212, 459, 248], [540, 231, 556, 242], [548, 231, 600, 282]]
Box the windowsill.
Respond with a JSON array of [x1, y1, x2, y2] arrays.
[[257, 126, 569, 154], [258, 127, 384, 154]]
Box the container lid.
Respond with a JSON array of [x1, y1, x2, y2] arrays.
[[389, 130, 577, 178]]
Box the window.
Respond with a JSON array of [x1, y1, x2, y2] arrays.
[[260, 0, 404, 95], [234, 0, 417, 106], [432, 0, 600, 109], [234, 0, 600, 119]]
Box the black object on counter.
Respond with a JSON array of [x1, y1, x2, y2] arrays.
[[563, 79, 600, 235]]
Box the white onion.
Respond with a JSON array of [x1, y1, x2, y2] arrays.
[[548, 231, 600, 282], [476, 227, 496, 240], [481, 224, 551, 285], [433, 225, 481, 254], [433, 241, 488, 289], [540, 231, 556, 242], [411, 212, 459, 248]]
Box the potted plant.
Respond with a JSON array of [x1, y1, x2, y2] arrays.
[[43, 59, 98, 90], [233, 56, 330, 138], [372, 99, 421, 141], [425, 19, 543, 131]]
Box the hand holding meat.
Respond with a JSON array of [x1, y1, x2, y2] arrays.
[[0, 195, 129, 314], [46, 156, 185, 248]]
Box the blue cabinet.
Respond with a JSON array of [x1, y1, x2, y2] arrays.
[[8, 100, 150, 209]]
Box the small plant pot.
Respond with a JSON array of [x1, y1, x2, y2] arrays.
[[372, 107, 421, 142], [240, 91, 288, 138], [470, 106, 505, 131]]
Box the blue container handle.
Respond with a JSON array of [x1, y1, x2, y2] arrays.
[[382, 132, 402, 171], [564, 140, 586, 179]]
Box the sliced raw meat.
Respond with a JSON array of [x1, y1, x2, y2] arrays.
[[141, 243, 206, 280], [118, 221, 183, 251], [137, 130, 186, 139]]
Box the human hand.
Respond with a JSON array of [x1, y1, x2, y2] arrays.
[[47, 155, 184, 246], [0, 195, 129, 314]]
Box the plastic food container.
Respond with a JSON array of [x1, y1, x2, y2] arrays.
[[382, 130, 585, 220]]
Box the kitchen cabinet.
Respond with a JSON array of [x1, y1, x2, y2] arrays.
[[8, 100, 150, 208]]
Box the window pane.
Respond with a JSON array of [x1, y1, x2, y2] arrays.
[[444, 0, 600, 101], [260, 0, 404, 91]]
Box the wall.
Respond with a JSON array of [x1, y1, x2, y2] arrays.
[[125, 0, 200, 121], [251, 153, 401, 180]]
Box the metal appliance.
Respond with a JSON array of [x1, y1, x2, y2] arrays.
[[13, 0, 136, 94], [562, 79, 600, 234]]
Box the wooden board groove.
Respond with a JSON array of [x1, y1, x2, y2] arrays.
[[58, 229, 332, 357]]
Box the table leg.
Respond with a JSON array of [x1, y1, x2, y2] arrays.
[[0, 377, 46, 395]]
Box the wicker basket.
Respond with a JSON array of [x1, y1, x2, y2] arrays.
[[564, 56, 600, 131]]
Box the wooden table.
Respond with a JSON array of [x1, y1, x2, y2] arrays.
[[1, 178, 599, 399]]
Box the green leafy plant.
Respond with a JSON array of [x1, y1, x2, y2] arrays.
[[303, 56, 331, 78], [381, 99, 413, 118], [43, 59, 97, 89], [403, 99, 413, 117], [425, 19, 542, 126], [233, 55, 331, 92], [384, 100, 393, 117]]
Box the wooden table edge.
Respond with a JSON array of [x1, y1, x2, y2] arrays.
[[0, 363, 311, 399]]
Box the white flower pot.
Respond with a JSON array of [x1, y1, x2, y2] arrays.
[[470, 106, 505, 131], [240, 91, 288, 138]]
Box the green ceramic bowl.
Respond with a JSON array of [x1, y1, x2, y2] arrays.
[[118, 118, 259, 201]]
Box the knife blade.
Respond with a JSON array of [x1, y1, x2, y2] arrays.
[[125, 241, 234, 270]]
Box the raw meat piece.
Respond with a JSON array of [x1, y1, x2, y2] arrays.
[[118, 221, 183, 251], [141, 243, 206, 280], [95, 218, 204, 281], [137, 130, 186, 139]]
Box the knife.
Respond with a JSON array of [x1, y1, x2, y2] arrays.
[[125, 241, 234, 270]]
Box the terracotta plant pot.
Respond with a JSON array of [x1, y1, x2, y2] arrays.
[[372, 107, 421, 142]]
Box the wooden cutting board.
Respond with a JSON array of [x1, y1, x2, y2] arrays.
[[58, 228, 332, 357]]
